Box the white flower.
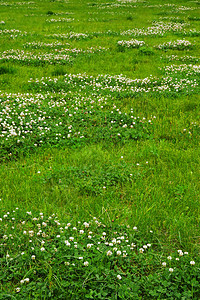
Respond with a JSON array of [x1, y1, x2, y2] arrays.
[[31, 255, 35, 260], [79, 257, 83, 260], [102, 232, 106, 236], [107, 250, 112, 256], [65, 240, 71, 246], [184, 252, 188, 255], [83, 222, 89, 228], [176, 258, 179, 261], [133, 226, 137, 231], [20, 280, 24, 284], [84, 261, 89, 266], [40, 247, 45, 251], [190, 261, 195, 265], [79, 230, 84, 234], [69, 237, 74, 241], [147, 244, 151, 247], [167, 256, 172, 260], [117, 250, 122, 256], [143, 245, 148, 249], [162, 262, 166, 267], [169, 268, 174, 272], [24, 278, 30, 283], [16, 287, 20, 292], [139, 248, 144, 253], [117, 275, 122, 280]]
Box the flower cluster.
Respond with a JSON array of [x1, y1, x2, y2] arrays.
[[0, 49, 72, 65], [0, 29, 27, 38], [46, 32, 90, 40], [157, 39, 193, 50], [121, 22, 187, 37], [46, 18, 74, 23], [0, 91, 154, 159], [117, 39, 145, 48]]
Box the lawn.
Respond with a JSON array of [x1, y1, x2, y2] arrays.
[[0, 0, 200, 298]]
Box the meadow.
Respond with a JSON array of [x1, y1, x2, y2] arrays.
[[0, 0, 200, 298]]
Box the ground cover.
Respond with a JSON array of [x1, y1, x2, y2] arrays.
[[0, 0, 200, 298]]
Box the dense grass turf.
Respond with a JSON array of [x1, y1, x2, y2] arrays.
[[0, 0, 200, 298]]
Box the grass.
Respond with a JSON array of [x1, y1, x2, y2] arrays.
[[0, 0, 200, 298]]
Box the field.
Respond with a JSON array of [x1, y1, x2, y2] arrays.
[[0, 0, 200, 298]]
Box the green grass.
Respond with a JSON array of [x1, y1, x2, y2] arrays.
[[0, 0, 200, 298]]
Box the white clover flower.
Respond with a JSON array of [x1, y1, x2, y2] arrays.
[[84, 261, 89, 266], [65, 240, 71, 246], [42, 222, 47, 227], [133, 226, 137, 231], [65, 262, 70, 266], [40, 247, 45, 251], [147, 244, 151, 247], [26, 211, 32, 215], [184, 252, 188, 255], [190, 261, 195, 265], [79, 257, 83, 260], [102, 232, 106, 236], [79, 230, 84, 234], [143, 245, 148, 249], [16, 287, 20, 292], [167, 256, 172, 260], [20, 280, 24, 284], [83, 222, 89, 228], [117, 275, 122, 280], [107, 250, 112, 256], [88, 235, 92, 239], [73, 227, 77, 230], [87, 244, 93, 249], [169, 268, 174, 272], [69, 237, 74, 241], [24, 278, 30, 283], [31, 255, 35, 260], [162, 262, 167, 267], [117, 250, 122, 256], [23, 231, 27, 235], [139, 248, 144, 253]]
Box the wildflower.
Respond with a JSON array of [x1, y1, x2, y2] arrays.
[[107, 250, 112, 256], [190, 261, 195, 265], [84, 261, 89, 266], [133, 226, 137, 230], [40, 247, 45, 251], [16, 287, 20, 292], [24, 278, 30, 283], [65, 240, 71, 246], [117, 275, 122, 280], [167, 256, 172, 260], [169, 268, 174, 272], [79, 257, 83, 260], [79, 230, 84, 234], [117, 250, 122, 256], [162, 262, 167, 267], [139, 248, 144, 253], [31, 255, 35, 260]]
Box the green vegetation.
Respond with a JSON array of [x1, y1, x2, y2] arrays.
[[0, 0, 200, 298]]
